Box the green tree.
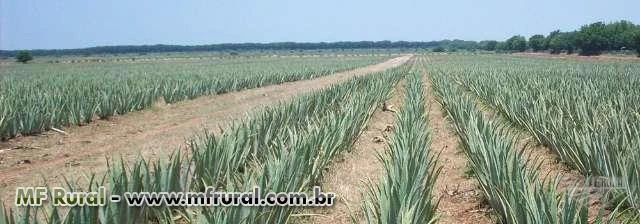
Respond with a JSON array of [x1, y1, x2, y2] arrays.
[[15, 50, 33, 63], [548, 32, 577, 54], [481, 40, 498, 51], [545, 30, 560, 49], [633, 29, 640, 57], [496, 41, 508, 51], [575, 22, 609, 55], [528, 34, 546, 52], [506, 35, 527, 52], [604, 20, 637, 50], [432, 46, 445, 52]]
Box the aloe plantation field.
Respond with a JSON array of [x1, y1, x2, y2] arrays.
[[0, 55, 387, 139], [425, 54, 640, 223], [1, 53, 639, 224]]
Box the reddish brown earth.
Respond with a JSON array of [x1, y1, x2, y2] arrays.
[[0, 56, 411, 204]]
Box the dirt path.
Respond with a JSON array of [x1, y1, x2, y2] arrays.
[[0, 56, 411, 203], [304, 73, 408, 224], [417, 57, 494, 223]]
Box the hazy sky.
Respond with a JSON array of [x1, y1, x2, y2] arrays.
[[1, 0, 639, 50]]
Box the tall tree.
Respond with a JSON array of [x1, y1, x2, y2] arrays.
[[529, 34, 546, 52], [575, 22, 609, 55], [506, 35, 527, 52], [496, 41, 508, 51], [633, 29, 640, 56], [604, 20, 637, 50]]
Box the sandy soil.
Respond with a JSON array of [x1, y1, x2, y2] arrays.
[[0, 55, 411, 204], [305, 78, 407, 224]]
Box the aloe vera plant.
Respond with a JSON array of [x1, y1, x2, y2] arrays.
[[361, 72, 441, 224], [194, 65, 407, 224]]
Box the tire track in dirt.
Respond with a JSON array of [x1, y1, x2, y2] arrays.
[[0, 56, 411, 204]]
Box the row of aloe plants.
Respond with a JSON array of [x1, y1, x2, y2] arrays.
[[361, 72, 441, 223], [426, 54, 640, 213], [193, 64, 405, 223], [428, 69, 616, 223], [1, 62, 409, 223], [0, 55, 387, 139]]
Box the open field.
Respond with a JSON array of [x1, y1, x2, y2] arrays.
[[1, 53, 639, 224], [0, 55, 390, 139], [0, 55, 409, 202]]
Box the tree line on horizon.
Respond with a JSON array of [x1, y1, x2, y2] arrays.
[[487, 20, 640, 56], [3, 20, 640, 60]]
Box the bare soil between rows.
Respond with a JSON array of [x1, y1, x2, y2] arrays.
[[0, 55, 410, 204]]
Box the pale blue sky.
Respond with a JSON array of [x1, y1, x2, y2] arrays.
[[1, 0, 638, 50]]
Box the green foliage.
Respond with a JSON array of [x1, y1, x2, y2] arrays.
[[496, 41, 508, 52], [575, 22, 609, 55], [15, 50, 33, 63], [429, 54, 640, 216], [574, 20, 640, 55], [0, 56, 386, 139], [482, 40, 498, 51], [495, 20, 640, 55], [362, 72, 440, 224], [428, 63, 614, 223], [547, 31, 577, 54], [505, 35, 527, 52], [0, 61, 407, 223], [1, 153, 188, 224], [193, 64, 405, 223], [602, 20, 637, 51], [432, 46, 445, 52], [528, 34, 546, 52], [0, 41, 487, 57], [633, 29, 640, 56]]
